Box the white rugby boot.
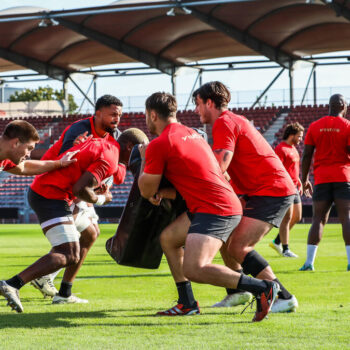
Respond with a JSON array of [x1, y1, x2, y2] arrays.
[[0, 280, 23, 313], [271, 295, 298, 313], [212, 292, 253, 307], [52, 294, 89, 304], [30, 275, 58, 298]]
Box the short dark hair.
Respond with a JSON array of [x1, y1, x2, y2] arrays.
[[3, 120, 39, 143], [145, 92, 177, 120], [283, 122, 304, 140], [117, 128, 149, 152], [95, 95, 123, 113], [193, 81, 231, 109]]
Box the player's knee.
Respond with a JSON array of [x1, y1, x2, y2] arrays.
[[89, 226, 99, 243], [284, 211, 292, 222], [66, 252, 80, 265], [64, 246, 80, 266], [226, 241, 245, 263], [159, 227, 176, 249], [94, 224, 101, 238], [294, 211, 302, 223], [183, 263, 200, 282]]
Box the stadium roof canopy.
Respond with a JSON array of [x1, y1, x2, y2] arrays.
[[0, 0, 349, 81]]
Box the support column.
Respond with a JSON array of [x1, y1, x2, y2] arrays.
[[63, 77, 68, 116], [1, 83, 4, 104], [171, 72, 176, 97], [313, 68, 317, 106], [289, 66, 294, 107], [93, 76, 97, 104]]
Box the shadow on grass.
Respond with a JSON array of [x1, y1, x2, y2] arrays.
[[75, 273, 172, 280], [0, 310, 250, 328]]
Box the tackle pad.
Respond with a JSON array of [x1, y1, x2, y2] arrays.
[[106, 145, 187, 269]]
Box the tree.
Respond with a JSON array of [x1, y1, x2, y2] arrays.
[[9, 86, 78, 113]]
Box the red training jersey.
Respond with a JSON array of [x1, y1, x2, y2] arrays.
[[42, 116, 126, 185], [275, 141, 300, 189], [212, 110, 295, 197], [144, 123, 242, 216], [304, 115, 350, 185], [31, 136, 120, 203], [0, 159, 16, 172]]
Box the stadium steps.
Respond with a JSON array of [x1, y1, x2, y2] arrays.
[[263, 112, 289, 145]]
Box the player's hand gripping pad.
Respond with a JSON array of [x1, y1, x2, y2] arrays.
[[106, 145, 186, 269]]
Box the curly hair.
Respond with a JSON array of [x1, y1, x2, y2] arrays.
[[282, 122, 304, 140]]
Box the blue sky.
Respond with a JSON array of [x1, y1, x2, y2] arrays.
[[0, 0, 112, 11], [1, 1, 349, 112]]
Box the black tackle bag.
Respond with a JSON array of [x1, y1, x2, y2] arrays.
[[106, 145, 187, 269]]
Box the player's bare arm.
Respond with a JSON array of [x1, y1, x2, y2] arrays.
[[213, 149, 234, 173], [149, 187, 176, 206], [8, 150, 79, 176], [138, 142, 163, 199], [72, 171, 112, 205], [301, 144, 315, 197], [138, 172, 162, 200]]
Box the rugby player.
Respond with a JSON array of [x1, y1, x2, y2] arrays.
[[299, 94, 350, 271], [270, 122, 305, 258], [138, 92, 279, 322], [192, 81, 298, 313], [30, 95, 128, 301], [0, 120, 77, 175], [0, 128, 146, 312]]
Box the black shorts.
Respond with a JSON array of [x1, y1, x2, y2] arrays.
[[28, 188, 72, 224], [312, 182, 350, 202], [294, 191, 301, 204], [187, 213, 241, 243], [243, 195, 294, 228]]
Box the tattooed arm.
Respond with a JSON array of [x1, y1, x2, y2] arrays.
[[213, 149, 233, 174]]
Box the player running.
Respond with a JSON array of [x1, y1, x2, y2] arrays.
[[138, 92, 279, 322], [192, 81, 297, 313], [30, 95, 131, 302], [0, 128, 146, 312]]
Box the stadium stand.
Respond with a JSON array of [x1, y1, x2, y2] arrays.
[[0, 105, 300, 221]]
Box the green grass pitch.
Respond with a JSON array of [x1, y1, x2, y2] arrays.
[[0, 223, 349, 349]]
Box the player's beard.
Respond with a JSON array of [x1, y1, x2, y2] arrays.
[[147, 119, 157, 135], [200, 109, 211, 124], [104, 123, 117, 135]]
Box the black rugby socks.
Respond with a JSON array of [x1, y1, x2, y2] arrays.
[[176, 281, 196, 308], [6, 275, 25, 290], [274, 278, 292, 300], [274, 234, 281, 245], [59, 281, 73, 298], [237, 274, 269, 295]]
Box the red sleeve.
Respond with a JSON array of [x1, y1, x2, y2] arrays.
[[304, 124, 315, 146], [1, 159, 16, 171], [347, 123, 350, 146], [113, 163, 126, 185], [274, 144, 286, 164], [87, 159, 112, 186], [212, 117, 238, 153], [144, 138, 166, 175]]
